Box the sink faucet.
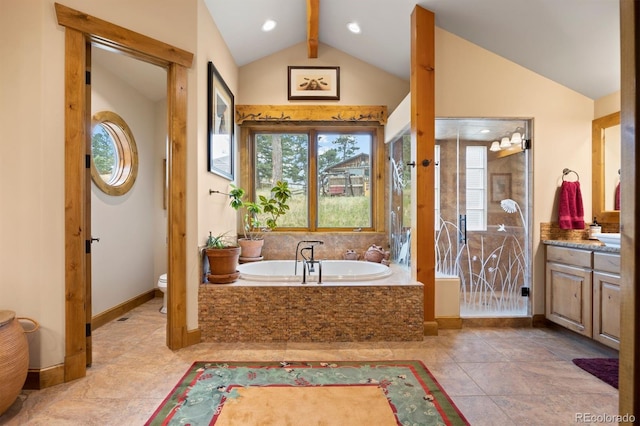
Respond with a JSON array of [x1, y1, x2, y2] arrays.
[[295, 240, 324, 283]]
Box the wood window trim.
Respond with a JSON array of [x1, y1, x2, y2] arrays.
[[235, 105, 387, 125], [91, 111, 139, 196], [238, 112, 386, 233]]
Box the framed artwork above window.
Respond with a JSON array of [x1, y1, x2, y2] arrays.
[[288, 66, 340, 101]]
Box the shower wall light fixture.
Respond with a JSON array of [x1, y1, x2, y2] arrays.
[[499, 136, 511, 149], [490, 127, 527, 152], [510, 129, 523, 145]]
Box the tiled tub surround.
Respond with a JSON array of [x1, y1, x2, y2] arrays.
[[199, 265, 424, 343], [259, 232, 388, 261]]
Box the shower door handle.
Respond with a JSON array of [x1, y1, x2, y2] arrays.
[[459, 214, 467, 244]]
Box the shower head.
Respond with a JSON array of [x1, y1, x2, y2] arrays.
[[500, 199, 519, 214]]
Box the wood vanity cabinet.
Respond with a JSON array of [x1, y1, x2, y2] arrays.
[[592, 252, 621, 350], [545, 244, 621, 349], [545, 246, 593, 337]]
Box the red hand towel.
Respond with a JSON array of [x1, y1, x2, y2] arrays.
[[614, 182, 621, 210], [558, 181, 585, 230]]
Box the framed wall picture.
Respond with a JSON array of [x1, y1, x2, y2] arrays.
[[287, 66, 340, 100], [490, 173, 512, 202], [207, 61, 234, 180]]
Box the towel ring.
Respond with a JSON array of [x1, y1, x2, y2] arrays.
[[562, 168, 579, 181]]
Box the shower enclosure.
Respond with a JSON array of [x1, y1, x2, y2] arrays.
[[390, 118, 532, 317]]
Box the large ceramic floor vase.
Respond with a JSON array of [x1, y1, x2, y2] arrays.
[[0, 311, 39, 415], [205, 246, 241, 284], [238, 238, 264, 263]]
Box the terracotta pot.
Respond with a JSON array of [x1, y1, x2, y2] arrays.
[[238, 238, 264, 259], [205, 247, 240, 283]]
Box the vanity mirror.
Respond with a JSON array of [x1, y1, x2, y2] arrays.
[[592, 111, 620, 224]]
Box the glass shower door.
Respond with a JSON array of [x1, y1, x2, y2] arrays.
[[435, 118, 531, 317]]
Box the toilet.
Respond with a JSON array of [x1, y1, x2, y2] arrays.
[[157, 273, 167, 314]]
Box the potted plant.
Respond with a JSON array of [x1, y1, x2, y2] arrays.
[[229, 181, 292, 261], [203, 231, 240, 284]]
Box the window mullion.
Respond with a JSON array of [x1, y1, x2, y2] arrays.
[[309, 129, 318, 231]]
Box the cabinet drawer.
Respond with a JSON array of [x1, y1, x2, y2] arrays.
[[546, 246, 592, 268], [593, 252, 620, 274]]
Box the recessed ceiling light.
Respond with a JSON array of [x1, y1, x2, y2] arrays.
[[480, 129, 490, 133], [347, 22, 361, 34], [262, 19, 277, 32]]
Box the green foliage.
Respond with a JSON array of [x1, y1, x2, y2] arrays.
[[331, 135, 359, 161], [91, 126, 116, 176], [318, 148, 339, 173], [229, 181, 292, 239], [260, 181, 292, 231], [205, 231, 236, 249], [256, 134, 308, 187]]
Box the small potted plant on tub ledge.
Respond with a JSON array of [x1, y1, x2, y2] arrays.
[[228, 181, 292, 262], [204, 232, 240, 284]]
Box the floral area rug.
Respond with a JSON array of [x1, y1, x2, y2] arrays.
[[145, 360, 469, 425]]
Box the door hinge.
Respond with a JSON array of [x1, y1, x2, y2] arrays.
[[85, 70, 91, 85], [86, 154, 91, 169], [85, 240, 91, 254], [86, 323, 92, 337]]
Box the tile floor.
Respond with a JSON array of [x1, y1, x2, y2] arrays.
[[0, 297, 619, 425]]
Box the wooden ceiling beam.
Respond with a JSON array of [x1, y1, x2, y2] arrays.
[[307, 0, 319, 58]]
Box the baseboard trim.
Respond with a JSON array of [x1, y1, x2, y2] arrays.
[[436, 317, 463, 329], [92, 290, 157, 330], [462, 317, 533, 327], [24, 364, 65, 390], [531, 314, 547, 327], [186, 328, 202, 346], [423, 320, 439, 336]]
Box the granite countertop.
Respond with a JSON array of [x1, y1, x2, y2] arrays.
[[543, 239, 620, 254]]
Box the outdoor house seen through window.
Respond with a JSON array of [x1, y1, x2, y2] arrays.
[[253, 129, 374, 230]]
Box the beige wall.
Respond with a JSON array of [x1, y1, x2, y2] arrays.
[[194, 0, 241, 328], [0, 0, 232, 369], [595, 91, 620, 118], [238, 42, 409, 111], [436, 28, 595, 315]]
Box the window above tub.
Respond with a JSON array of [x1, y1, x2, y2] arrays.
[[236, 105, 387, 232]]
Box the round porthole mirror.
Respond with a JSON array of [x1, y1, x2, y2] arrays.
[[90, 111, 138, 196]]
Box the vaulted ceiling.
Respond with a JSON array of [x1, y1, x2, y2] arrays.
[[205, 0, 620, 101]]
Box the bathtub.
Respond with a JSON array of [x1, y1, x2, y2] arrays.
[[200, 261, 423, 342], [237, 260, 393, 283]]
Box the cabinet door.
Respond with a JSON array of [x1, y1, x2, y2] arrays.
[[546, 262, 592, 337], [593, 271, 621, 349]]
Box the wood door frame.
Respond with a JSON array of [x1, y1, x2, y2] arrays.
[[619, 0, 639, 418], [55, 3, 193, 382]]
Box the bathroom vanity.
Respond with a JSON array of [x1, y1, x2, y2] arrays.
[[544, 240, 621, 349]]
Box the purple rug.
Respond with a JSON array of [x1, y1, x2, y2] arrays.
[[572, 358, 619, 389]]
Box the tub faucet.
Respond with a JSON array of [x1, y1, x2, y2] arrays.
[[302, 258, 322, 284], [295, 240, 324, 283]]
